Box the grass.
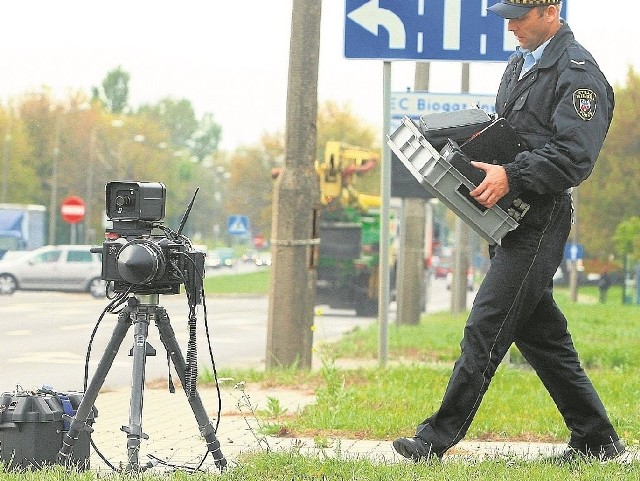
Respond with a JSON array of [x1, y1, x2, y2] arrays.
[[3, 454, 640, 480], [297, 290, 639, 443], [323, 288, 640, 369], [203, 269, 270, 295], [203, 287, 640, 444]]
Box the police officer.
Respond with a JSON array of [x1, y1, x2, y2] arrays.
[[393, 0, 625, 463]]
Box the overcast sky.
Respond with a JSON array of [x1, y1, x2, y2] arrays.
[[1, 1, 636, 150]]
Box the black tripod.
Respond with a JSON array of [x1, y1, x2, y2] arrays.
[[57, 294, 227, 472]]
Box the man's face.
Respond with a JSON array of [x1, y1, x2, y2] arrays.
[[508, 6, 558, 51]]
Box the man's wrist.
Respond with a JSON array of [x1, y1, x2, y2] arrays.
[[503, 162, 522, 194]]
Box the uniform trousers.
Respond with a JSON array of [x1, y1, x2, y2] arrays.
[[415, 193, 619, 454]]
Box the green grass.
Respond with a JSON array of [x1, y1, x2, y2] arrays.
[[202, 288, 640, 446], [289, 289, 640, 442], [3, 454, 640, 480], [198, 283, 640, 444], [325, 289, 640, 369], [203, 269, 270, 295]]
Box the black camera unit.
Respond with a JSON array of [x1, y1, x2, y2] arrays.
[[94, 181, 205, 303]]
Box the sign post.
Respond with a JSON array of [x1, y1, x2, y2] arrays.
[[227, 215, 250, 237], [61, 195, 86, 245]]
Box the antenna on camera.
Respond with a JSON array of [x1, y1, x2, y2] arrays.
[[177, 188, 199, 237]]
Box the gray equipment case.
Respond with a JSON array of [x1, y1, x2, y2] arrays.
[[387, 116, 529, 244], [0, 390, 97, 470]]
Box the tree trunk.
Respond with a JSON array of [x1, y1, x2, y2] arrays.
[[266, 0, 322, 370]]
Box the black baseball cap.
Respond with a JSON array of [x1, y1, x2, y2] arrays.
[[487, 0, 561, 19]]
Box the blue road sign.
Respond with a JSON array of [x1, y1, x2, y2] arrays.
[[345, 0, 568, 62], [564, 243, 584, 261], [227, 215, 249, 236]]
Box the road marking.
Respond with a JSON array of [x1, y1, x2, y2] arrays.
[[60, 321, 115, 331], [9, 351, 84, 364], [7, 330, 31, 336], [8, 351, 130, 368]]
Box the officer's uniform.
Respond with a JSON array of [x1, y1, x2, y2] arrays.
[[412, 23, 621, 455]]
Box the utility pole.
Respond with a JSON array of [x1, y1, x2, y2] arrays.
[[266, 0, 322, 370], [2, 102, 12, 203], [396, 62, 429, 325], [450, 63, 472, 314], [48, 112, 62, 246]]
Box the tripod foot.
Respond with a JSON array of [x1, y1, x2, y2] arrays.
[[201, 422, 228, 470]]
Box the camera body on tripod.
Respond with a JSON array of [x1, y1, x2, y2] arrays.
[[93, 181, 205, 303], [100, 236, 205, 300]]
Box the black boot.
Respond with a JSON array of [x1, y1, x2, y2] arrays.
[[392, 437, 440, 462], [549, 439, 626, 464]]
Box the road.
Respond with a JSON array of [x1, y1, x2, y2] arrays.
[[0, 277, 473, 392]]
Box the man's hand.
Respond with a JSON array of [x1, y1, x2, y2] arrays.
[[469, 162, 510, 209]]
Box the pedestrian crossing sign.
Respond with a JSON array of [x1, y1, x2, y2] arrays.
[[227, 215, 249, 235]]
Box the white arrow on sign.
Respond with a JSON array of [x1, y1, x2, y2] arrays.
[[347, 0, 406, 50]]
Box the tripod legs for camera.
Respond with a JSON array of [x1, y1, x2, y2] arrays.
[[57, 294, 227, 472]]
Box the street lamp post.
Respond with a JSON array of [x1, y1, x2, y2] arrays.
[[48, 114, 61, 245], [2, 103, 12, 203]]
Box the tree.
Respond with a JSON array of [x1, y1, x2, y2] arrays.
[[225, 135, 284, 240], [266, 0, 322, 370], [190, 113, 222, 162], [614, 216, 640, 262], [578, 67, 640, 262], [316, 100, 380, 195], [0, 104, 39, 203], [316, 100, 378, 158], [101, 66, 130, 114], [138, 97, 198, 147]]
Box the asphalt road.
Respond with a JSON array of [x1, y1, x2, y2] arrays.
[[0, 291, 376, 391], [0, 276, 470, 392]]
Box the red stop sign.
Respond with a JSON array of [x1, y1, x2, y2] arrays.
[[61, 196, 86, 224]]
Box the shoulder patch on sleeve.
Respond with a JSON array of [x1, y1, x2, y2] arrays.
[[573, 89, 597, 121]]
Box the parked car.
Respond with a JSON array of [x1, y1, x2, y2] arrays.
[[254, 252, 272, 267], [446, 269, 475, 291], [433, 258, 452, 279], [206, 248, 236, 269], [0, 245, 105, 297]]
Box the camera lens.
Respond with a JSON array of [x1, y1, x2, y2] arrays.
[[115, 195, 131, 207], [116, 240, 166, 284]]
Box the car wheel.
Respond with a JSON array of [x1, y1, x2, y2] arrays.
[[88, 278, 107, 298], [0, 274, 18, 295]]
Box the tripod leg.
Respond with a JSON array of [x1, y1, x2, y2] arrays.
[[58, 306, 133, 466], [155, 308, 227, 470], [121, 304, 153, 472]]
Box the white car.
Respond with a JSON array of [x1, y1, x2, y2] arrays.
[[445, 270, 475, 291], [0, 245, 105, 297]]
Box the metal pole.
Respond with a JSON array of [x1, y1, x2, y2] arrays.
[[396, 62, 430, 324], [2, 103, 12, 203], [379, 61, 392, 366], [85, 127, 96, 243], [451, 63, 471, 313], [48, 113, 61, 245]]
